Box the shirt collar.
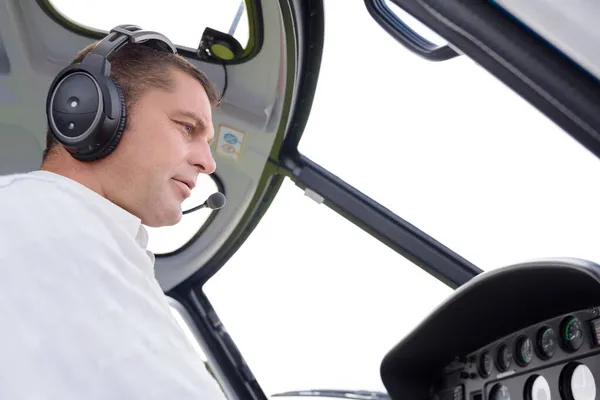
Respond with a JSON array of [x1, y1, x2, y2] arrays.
[[135, 224, 156, 265]]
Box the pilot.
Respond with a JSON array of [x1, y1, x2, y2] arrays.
[[0, 26, 225, 399]]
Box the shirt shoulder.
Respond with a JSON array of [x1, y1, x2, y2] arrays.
[[0, 171, 97, 232], [0, 171, 145, 259], [0, 170, 82, 203], [0, 173, 224, 399]]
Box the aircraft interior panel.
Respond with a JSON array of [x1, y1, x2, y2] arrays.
[[380, 258, 600, 400]]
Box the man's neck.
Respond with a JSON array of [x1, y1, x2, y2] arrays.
[[39, 152, 149, 252], [40, 151, 106, 199]]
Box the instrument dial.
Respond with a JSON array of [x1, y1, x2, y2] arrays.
[[496, 344, 512, 371], [490, 383, 511, 400], [561, 316, 584, 351], [516, 336, 533, 366], [537, 327, 557, 359], [479, 351, 492, 377]]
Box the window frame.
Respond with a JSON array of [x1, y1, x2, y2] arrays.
[[167, 296, 236, 398], [277, 0, 600, 287], [272, 0, 481, 289], [166, 293, 255, 400]]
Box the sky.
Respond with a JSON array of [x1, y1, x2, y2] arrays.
[[48, 0, 600, 397]]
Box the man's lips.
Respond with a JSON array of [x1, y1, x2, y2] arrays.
[[172, 178, 195, 190], [172, 179, 193, 197]]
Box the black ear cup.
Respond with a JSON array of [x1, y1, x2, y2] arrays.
[[86, 79, 127, 161], [48, 72, 126, 162], [48, 71, 102, 143]]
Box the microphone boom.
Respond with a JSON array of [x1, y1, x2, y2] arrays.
[[182, 192, 226, 215]]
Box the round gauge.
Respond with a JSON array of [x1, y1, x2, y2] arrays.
[[490, 383, 511, 400], [496, 344, 512, 371], [516, 336, 533, 365], [561, 316, 584, 351], [560, 362, 596, 400], [525, 375, 551, 400], [479, 351, 493, 377], [537, 327, 557, 359]]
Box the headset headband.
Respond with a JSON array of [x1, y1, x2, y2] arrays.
[[83, 25, 177, 67]]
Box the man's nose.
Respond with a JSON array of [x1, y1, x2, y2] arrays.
[[191, 142, 216, 174]]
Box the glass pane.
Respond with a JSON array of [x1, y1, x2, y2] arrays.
[[204, 178, 453, 396], [145, 174, 219, 254], [297, 0, 600, 271], [47, 0, 250, 50]]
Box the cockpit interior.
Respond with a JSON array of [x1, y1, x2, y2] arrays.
[[2, 0, 600, 400]]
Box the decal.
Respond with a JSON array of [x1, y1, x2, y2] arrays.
[[215, 124, 246, 161]]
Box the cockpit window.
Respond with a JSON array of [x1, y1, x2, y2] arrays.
[[204, 178, 454, 395], [297, 0, 600, 272], [45, 0, 251, 52]]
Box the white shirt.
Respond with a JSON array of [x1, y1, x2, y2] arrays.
[[0, 170, 227, 400]]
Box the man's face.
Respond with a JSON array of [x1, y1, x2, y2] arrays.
[[101, 67, 216, 227]]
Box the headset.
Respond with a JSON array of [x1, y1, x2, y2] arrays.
[[45, 25, 177, 161]]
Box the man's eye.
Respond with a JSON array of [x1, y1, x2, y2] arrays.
[[178, 122, 193, 135]]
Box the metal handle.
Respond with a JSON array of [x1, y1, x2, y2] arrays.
[[364, 0, 459, 62]]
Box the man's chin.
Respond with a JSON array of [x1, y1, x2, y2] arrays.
[[141, 208, 183, 228]]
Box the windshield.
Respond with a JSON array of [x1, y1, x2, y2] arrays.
[[205, 178, 453, 394], [297, 0, 600, 271], [206, 0, 600, 396]]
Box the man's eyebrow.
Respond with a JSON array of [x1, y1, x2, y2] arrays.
[[175, 110, 214, 143], [175, 110, 210, 130]]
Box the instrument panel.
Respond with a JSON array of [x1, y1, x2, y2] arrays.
[[439, 307, 600, 400], [379, 259, 600, 400]]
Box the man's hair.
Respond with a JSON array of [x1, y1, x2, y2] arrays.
[[42, 40, 220, 161]]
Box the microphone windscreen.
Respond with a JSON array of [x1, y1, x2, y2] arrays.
[[206, 192, 226, 210]]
